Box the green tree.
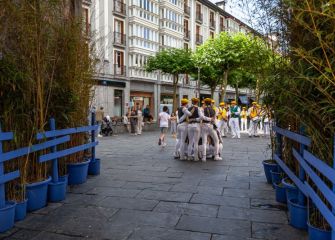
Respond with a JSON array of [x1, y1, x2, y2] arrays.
[[228, 68, 256, 101], [146, 48, 195, 111], [196, 32, 253, 102]]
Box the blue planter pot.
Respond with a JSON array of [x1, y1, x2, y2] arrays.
[[88, 158, 101, 175], [270, 170, 282, 189], [0, 201, 16, 233], [26, 177, 51, 212], [48, 177, 67, 202], [67, 159, 90, 185], [308, 222, 331, 240], [15, 199, 28, 222], [288, 198, 307, 229], [59, 175, 68, 185], [262, 160, 278, 184], [274, 182, 287, 204], [282, 178, 299, 206]]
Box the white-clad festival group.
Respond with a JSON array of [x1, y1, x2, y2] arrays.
[[158, 97, 271, 163]]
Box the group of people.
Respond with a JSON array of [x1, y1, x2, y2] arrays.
[[158, 98, 272, 162], [124, 104, 154, 136]]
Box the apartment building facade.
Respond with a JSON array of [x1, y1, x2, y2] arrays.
[[90, 0, 255, 118]]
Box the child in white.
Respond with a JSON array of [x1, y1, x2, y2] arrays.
[[158, 106, 170, 147]]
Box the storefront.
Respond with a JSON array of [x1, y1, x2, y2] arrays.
[[130, 91, 154, 113], [93, 79, 126, 117]]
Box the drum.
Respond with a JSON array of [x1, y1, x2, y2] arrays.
[[252, 116, 260, 123]]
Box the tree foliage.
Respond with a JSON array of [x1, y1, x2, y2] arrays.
[[146, 48, 195, 111]]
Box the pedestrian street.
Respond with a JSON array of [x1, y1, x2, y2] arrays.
[[1, 132, 307, 240]]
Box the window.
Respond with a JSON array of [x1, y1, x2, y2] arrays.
[[114, 50, 124, 67]]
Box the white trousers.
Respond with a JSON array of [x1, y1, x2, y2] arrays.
[[241, 118, 247, 132], [137, 116, 143, 134], [187, 123, 201, 160], [217, 120, 229, 136], [264, 122, 270, 135], [229, 118, 240, 138], [201, 124, 220, 160], [249, 120, 259, 136], [175, 123, 188, 159]]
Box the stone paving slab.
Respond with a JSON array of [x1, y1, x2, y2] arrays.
[[1, 132, 308, 240]]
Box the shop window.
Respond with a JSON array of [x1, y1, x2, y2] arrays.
[[114, 90, 123, 117]]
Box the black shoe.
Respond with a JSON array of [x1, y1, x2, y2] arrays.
[[158, 138, 162, 145], [249, 136, 252, 138]]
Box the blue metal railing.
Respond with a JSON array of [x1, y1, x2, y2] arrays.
[[0, 112, 98, 210], [273, 125, 335, 238]]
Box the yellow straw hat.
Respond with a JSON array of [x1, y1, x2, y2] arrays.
[[252, 101, 257, 105], [204, 98, 212, 104], [191, 98, 199, 103], [219, 102, 225, 106], [181, 98, 189, 105], [211, 99, 215, 103]]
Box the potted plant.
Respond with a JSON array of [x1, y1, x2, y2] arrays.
[[67, 134, 91, 185], [262, 140, 279, 184]]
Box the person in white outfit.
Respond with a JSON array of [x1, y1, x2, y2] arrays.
[[217, 102, 228, 137], [175, 99, 192, 160], [137, 104, 143, 135], [248, 102, 261, 137], [158, 106, 170, 147], [187, 98, 202, 161], [240, 107, 248, 132], [201, 98, 222, 162], [229, 100, 241, 139]]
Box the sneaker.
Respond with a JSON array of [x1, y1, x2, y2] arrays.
[[162, 142, 167, 147], [201, 158, 206, 162], [214, 156, 223, 161], [98, 134, 103, 137], [158, 138, 162, 145], [232, 135, 236, 139]]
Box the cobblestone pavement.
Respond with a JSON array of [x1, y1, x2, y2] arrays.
[[1, 132, 308, 240]]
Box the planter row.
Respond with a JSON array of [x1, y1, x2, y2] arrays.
[[263, 160, 331, 240], [0, 158, 100, 233]]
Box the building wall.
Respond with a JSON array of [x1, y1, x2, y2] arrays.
[[90, 0, 255, 119]]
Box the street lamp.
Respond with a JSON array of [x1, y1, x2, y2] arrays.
[[197, 66, 201, 99]]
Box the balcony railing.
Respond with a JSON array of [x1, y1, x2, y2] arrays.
[[114, 64, 126, 77], [210, 20, 215, 29], [113, 32, 126, 46], [196, 34, 203, 45], [113, 0, 126, 16], [184, 29, 190, 40], [184, 5, 190, 16], [196, 12, 203, 23]]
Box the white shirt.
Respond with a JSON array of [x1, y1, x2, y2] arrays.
[[159, 112, 170, 127]]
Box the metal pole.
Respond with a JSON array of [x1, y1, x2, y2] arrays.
[[197, 67, 201, 100], [298, 125, 306, 206], [91, 112, 96, 162], [49, 118, 59, 183], [0, 124, 5, 208]]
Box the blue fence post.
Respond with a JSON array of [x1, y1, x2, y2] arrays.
[[332, 134, 335, 240], [91, 112, 96, 162], [50, 118, 59, 183], [298, 125, 307, 206], [0, 124, 5, 208]]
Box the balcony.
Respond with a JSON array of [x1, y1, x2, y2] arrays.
[[210, 20, 215, 29], [195, 34, 203, 45], [196, 12, 203, 23], [113, 0, 126, 16], [114, 64, 126, 77], [184, 29, 190, 40], [184, 5, 190, 16], [113, 32, 126, 46]]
